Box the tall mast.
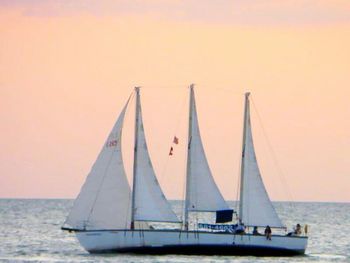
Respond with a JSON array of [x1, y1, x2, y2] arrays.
[[239, 92, 250, 221], [131, 86, 141, 229], [184, 84, 194, 230]]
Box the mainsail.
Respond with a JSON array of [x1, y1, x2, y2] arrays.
[[132, 87, 180, 223], [64, 98, 131, 230], [185, 85, 229, 217], [239, 93, 284, 228]]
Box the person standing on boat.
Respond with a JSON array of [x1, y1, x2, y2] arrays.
[[294, 224, 302, 235], [286, 224, 303, 236], [253, 226, 261, 235], [264, 225, 272, 240], [235, 220, 246, 234]]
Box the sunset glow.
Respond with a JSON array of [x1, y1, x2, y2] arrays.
[[1, 1, 350, 202]]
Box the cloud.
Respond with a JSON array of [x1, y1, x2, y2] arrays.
[[1, 0, 350, 25]]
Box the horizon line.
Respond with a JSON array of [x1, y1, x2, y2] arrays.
[[1, 197, 349, 204]]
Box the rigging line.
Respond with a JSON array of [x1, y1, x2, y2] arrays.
[[235, 151, 241, 219], [181, 86, 192, 227], [235, 93, 245, 218], [86, 92, 134, 228], [124, 92, 136, 229], [211, 87, 246, 95], [250, 96, 296, 209], [150, 87, 188, 224], [248, 97, 282, 229], [158, 88, 187, 185], [180, 151, 187, 227], [131, 84, 192, 90], [128, 85, 247, 94], [127, 83, 228, 88], [191, 84, 248, 95], [191, 92, 198, 227]]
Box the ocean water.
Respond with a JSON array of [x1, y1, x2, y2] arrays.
[[0, 199, 349, 263]]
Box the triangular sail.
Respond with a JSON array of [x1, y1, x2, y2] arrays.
[[64, 98, 131, 230], [132, 88, 180, 223], [185, 86, 229, 213], [239, 93, 284, 228]]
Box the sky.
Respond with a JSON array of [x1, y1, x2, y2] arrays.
[[0, 0, 350, 202]]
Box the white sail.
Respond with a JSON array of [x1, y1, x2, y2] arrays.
[[239, 93, 284, 228], [133, 88, 180, 223], [64, 99, 131, 230], [185, 86, 229, 212]]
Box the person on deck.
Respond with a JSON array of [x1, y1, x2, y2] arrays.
[[235, 221, 246, 234], [264, 225, 272, 240], [252, 226, 261, 235], [294, 224, 302, 235]]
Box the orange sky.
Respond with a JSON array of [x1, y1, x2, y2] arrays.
[[1, 1, 350, 202]]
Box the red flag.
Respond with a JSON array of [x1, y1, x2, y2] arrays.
[[173, 136, 179, 144], [169, 146, 174, 156]]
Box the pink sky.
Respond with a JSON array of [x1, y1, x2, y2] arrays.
[[1, 1, 350, 202]]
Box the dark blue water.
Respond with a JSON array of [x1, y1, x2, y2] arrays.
[[0, 199, 349, 262]]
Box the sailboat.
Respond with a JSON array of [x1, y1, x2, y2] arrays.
[[62, 86, 308, 256]]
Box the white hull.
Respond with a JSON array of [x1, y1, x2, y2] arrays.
[[76, 229, 307, 256]]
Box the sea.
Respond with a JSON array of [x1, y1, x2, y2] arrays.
[[0, 199, 349, 263]]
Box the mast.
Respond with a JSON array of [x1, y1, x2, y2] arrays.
[[239, 92, 250, 221], [184, 84, 194, 230], [131, 86, 141, 229]]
